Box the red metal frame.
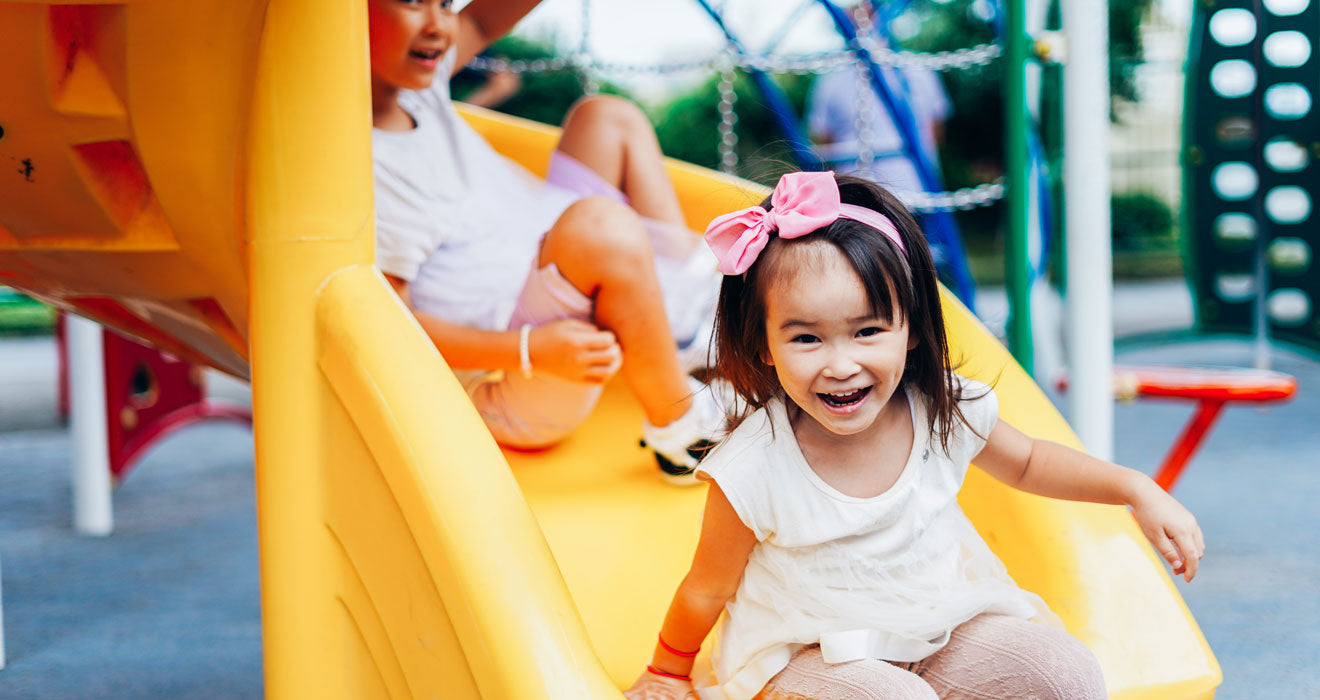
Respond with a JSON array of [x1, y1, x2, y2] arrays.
[[54, 311, 253, 483], [1059, 365, 1298, 492]]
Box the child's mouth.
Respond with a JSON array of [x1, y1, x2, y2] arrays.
[[818, 387, 871, 411], [409, 48, 444, 63]]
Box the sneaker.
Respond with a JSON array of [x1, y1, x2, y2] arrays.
[[641, 378, 731, 486]]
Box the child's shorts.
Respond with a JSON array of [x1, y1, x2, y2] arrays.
[[468, 151, 718, 449]]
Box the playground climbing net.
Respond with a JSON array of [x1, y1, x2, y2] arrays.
[[466, 1, 1007, 214]]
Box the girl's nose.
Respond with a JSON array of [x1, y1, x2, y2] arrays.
[[821, 348, 861, 380], [424, 3, 451, 34]]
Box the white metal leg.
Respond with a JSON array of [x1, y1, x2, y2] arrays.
[[68, 315, 114, 536], [1, 556, 6, 669], [1063, 0, 1115, 461]]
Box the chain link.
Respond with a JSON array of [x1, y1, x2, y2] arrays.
[[896, 178, 1006, 213], [465, 6, 1004, 208], [576, 0, 600, 95], [716, 56, 740, 175], [468, 43, 999, 77]]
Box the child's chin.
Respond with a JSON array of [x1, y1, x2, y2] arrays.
[[403, 74, 436, 91]]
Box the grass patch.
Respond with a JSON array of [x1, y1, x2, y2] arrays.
[[0, 288, 56, 336]]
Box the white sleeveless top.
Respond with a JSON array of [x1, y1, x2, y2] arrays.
[[694, 376, 1057, 700]]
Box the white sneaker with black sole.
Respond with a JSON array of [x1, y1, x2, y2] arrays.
[[640, 377, 733, 486]]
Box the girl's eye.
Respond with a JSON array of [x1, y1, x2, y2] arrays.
[[857, 327, 884, 338], [791, 334, 820, 344]]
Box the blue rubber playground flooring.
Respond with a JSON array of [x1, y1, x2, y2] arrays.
[[0, 281, 1316, 699]]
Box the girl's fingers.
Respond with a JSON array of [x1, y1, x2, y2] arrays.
[[1153, 532, 1183, 571], [584, 345, 622, 363], [1173, 530, 1200, 581], [582, 353, 622, 383], [583, 330, 619, 350]]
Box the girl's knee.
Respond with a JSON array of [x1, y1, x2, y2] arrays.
[[1041, 633, 1107, 700], [940, 616, 1106, 700], [543, 197, 651, 280], [763, 647, 937, 700], [565, 94, 648, 134], [554, 197, 649, 256]]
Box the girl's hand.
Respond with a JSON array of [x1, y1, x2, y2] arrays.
[[623, 670, 698, 700], [529, 319, 622, 384], [1130, 478, 1205, 582]]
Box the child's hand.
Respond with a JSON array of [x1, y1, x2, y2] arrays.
[[623, 670, 698, 700], [529, 319, 622, 384], [1131, 479, 1205, 582]]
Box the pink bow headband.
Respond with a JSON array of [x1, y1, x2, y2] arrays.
[[704, 171, 906, 275]]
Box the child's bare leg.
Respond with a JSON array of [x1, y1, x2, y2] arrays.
[[556, 96, 686, 228], [539, 197, 692, 426]]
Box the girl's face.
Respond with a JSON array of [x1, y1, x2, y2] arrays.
[[368, 0, 456, 92], [762, 242, 915, 439]]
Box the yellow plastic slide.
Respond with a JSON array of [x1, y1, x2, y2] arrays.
[[0, 2, 1217, 698]]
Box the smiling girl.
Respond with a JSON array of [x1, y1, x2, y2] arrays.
[[624, 171, 1204, 700], [366, 0, 726, 477]]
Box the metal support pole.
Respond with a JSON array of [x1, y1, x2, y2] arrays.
[[1005, 0, 1034, 375], [1, 556, 6, 669], [1062, 0, 1114, 460], [68, 315, 114, 536]]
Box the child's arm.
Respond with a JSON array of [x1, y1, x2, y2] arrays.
[[974, 421, 1206, 582], [385, 274, 621, 383], [453, 0, 543, 75], [625, 483, 758, 700]]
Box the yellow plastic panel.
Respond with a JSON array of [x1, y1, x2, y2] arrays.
[[0, 0, 265, 374]]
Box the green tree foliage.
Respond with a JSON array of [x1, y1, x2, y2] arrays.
[[652, 71, 816, 185], [450, 36, 627, 127], [1111, 191, 1174, 251]]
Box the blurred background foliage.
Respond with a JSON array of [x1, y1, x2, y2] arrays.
[[454, 0, 1167, 285]]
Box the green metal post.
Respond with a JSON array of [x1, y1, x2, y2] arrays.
[[1004, 0, 1033, 375]]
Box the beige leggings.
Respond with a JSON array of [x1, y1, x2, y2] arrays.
[[759, 615, 1106, 700]]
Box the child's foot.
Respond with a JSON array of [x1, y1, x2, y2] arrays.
[[641, 379, 731, 486]]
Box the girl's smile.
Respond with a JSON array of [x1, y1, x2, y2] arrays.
[[819, 386, 872, 413]]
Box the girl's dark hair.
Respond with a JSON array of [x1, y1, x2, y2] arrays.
[[712, 173, 975, 453]]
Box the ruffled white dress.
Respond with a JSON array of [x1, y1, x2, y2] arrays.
[[694, 376, 1058, 700]]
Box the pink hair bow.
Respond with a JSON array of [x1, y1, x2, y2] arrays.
[[704, 171, 843, 275], [704, 171, 906, 275]]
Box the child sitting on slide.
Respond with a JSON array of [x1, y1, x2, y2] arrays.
[[367, 0, 726, 480], [625, 171, 1204, 700]]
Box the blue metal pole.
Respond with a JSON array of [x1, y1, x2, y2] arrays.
[[814, 0, 977, 308], [691, 0, 819, 169]]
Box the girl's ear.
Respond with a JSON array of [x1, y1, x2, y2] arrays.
[[907, 333, 919, 352]]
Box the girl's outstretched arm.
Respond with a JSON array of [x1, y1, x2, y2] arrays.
[[453, 0, 542, 74], [625, 483, 757, 700], [974, 421, 1206, 582]]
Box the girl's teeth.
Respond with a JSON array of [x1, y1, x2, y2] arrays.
[[820, 387, 870, 407]]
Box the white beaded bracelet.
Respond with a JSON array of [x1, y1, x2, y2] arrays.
[[519, 323, 534, 379]]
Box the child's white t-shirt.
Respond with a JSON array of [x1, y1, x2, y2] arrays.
[[370, 48, 578, 332], [694, 376, 1055, 700]]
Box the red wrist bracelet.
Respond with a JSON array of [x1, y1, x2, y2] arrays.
[[647, 665, 692, 682], [658, 634, 699, 658]]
